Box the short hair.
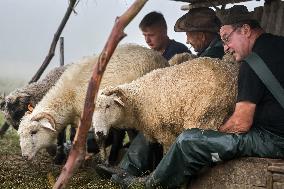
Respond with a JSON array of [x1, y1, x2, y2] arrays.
[[139, 11, 167, 30]]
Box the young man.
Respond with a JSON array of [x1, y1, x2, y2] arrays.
[[112, 5, 284, 188], [174, 7, 224, 59], [139, 11, 191, 60]]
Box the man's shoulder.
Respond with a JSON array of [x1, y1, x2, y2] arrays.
[[163, 39, 191, 60], [169, 39, 188, 50]]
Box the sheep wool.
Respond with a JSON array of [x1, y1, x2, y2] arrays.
[[93, 57, 240, 151], [168, 52, 197, 66], [18, 44, 169, 160]]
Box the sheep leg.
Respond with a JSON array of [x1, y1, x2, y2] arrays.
[[0, 121, 10, 137], [106, 128, 126, 165], [53, 128, 67, 165]]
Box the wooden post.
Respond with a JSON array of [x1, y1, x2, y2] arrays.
[[275, 1, 284, 36], [60, 37, 64, 66]]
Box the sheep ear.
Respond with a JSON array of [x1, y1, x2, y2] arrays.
[[39, 118, 56, 132], [27, 104, 34, 112], [31, 113, 56, 132], [114, 97, 125, 107]]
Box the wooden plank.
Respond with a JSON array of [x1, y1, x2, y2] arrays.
[[268, 166, 284, 174], [261, 2, 271, 32], [254, 6, 263, 23], [266, 1, 279, 34], [275, 1, 284, 36], [273, 173, 284, 183], [273, 182, 284, 189]]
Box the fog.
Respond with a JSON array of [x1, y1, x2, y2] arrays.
[[0, 0, 263, 81]]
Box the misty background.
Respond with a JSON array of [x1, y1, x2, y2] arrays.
[[0, 0, 263, 92]]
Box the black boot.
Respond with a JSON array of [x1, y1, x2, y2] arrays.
[[95, 163, 127, 179]]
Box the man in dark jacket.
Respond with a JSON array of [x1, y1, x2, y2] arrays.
[[139, 11, 191, 60], [174, 7, 224, 59], [113, 5, 284, 189]]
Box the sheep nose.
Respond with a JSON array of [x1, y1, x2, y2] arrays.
[[96, 131, 104, 138], [22, 155, 29, 160]]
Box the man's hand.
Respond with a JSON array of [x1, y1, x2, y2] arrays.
[[218, 101, 256, 134]]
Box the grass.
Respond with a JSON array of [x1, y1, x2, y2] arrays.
[[0, 113, 144, 188], [0, 112, 4, 125]]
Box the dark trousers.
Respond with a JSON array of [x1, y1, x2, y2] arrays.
[[147, 127, 284, 188], [119, 132, 163, 176]]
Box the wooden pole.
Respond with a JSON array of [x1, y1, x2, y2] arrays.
[[53, 0, 148, 188], [60, 37, 64, 66]]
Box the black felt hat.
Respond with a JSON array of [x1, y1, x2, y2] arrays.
[[220, 5, 256, 25], [174, 7, 221, 33]]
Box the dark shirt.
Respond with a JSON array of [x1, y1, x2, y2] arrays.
[[162, 39, 191, 60], [237, 33, 284, 136], [198, 36, 224, 59]]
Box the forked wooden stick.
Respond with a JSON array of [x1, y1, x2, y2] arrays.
[[53, 0, 148, 188]]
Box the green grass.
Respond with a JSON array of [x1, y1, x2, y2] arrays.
[[0, 112, 4, 125]]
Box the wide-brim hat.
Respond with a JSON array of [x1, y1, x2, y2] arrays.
[[219, 5, 256, 25], [174, 7, 221, 33]]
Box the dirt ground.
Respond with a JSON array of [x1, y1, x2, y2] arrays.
[[0, 129, 129, 189]]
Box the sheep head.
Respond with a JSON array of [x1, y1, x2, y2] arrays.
[[4, 92, 32, 130], [18, 112, 57, 160], [93, 88, 126, 142]]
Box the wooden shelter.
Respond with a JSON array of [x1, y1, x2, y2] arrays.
[[173, 0, 284, 36]]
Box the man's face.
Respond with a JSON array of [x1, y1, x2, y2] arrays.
[[141, 26, 167, 51], [186, 31, 207, 53], [220, 25, 251, 61]]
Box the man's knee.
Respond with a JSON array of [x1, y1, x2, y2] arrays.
[[176, 128, 204, 146]]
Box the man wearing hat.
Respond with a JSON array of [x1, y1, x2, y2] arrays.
[[174, 7, 224, 59], [108, 5, 284, 189]]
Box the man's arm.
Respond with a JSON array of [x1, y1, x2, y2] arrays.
[[218, 101, 256, 134]]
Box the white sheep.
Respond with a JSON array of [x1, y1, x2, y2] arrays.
[[168, 52, 197, 66], [18, 44, 169, 160], [93, 57, 240, 151]]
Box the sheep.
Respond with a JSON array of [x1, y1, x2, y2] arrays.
[[17, 43, 169, 160], [0, 66, 69, 162], [168, 52, 197, 66], [1, 65, 68, 130], [93, 57, 240, 151]]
